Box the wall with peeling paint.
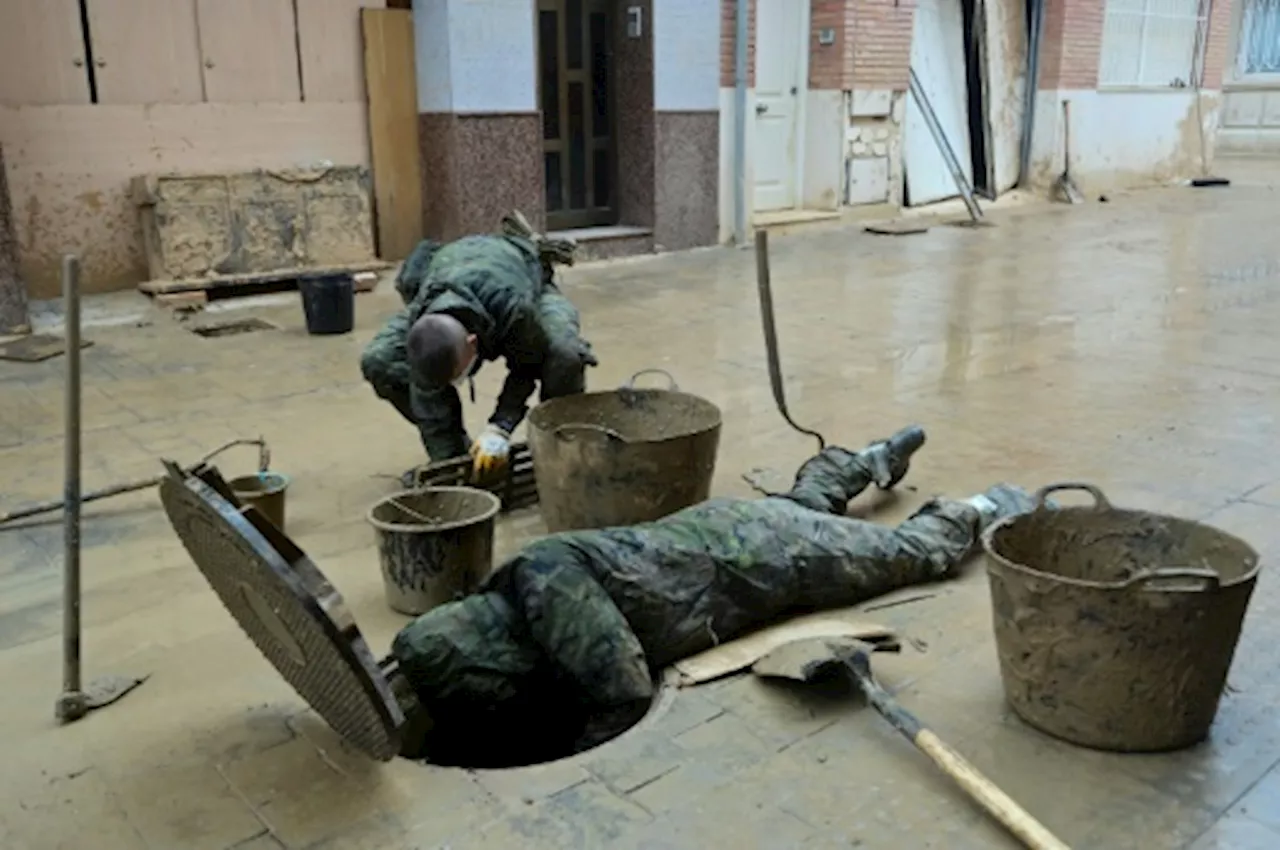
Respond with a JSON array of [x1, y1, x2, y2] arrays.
[[1026, 90, 1219, 196], [0, 103, 370, 299]]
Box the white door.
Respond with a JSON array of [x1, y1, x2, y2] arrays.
[[904, 0, 973, 206], [753, 0, 807, 213]]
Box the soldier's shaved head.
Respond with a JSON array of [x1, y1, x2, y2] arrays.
[[407, 313, 473, 387]]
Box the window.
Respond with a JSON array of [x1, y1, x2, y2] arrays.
[[1099, 0, 1208, 88], [1237, 0, 1280, 77]]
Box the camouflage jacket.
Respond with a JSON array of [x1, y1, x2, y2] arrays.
[[400, 234, 556, 433]]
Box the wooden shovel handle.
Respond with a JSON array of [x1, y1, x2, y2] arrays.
[[914, 729, 1071, 850], [855, 669, 1071, 850]]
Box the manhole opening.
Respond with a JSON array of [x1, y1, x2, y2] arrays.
[[189, 317, 278, 338], [398, 678, 662, 769]]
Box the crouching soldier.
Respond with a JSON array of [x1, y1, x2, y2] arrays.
[[360, 211, 596, 477]]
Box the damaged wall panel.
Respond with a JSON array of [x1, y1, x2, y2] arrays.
[[132, 167, 376, 281], [981, 0, 1027, 195], [0, 102, 372, 298], [0, 145, 29, 334]]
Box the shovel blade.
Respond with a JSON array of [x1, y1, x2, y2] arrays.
[[751, 636, 895, 683]]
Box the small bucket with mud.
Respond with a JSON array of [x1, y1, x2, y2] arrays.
[[228, 471, 290, 531], [527, 369, 722, 533], [983, 483, 1260, 752], [367, 487, 501, 616]]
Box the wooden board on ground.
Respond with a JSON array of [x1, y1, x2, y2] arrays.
[[138, 261, 392, 296], [866, 220, 932, 236], [362, 8, 424, 262]]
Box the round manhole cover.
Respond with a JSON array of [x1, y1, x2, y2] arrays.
[[159, 468, 404, 760]]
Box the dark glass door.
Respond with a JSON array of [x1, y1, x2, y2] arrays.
[[538, 0, 616, 230]]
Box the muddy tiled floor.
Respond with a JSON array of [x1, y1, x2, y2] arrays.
[[3, 162, 1280, 848]]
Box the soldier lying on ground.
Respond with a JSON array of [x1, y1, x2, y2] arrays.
[[387, 425, 1039, 766], [360, 211, 596, 477]]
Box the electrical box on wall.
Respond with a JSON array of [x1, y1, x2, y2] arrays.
[[818, 28, 836, 46], [627, 6, 643, 38]]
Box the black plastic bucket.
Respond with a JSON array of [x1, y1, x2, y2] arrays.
[[299, 272, 355, 335]]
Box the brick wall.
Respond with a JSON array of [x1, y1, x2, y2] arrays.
[[1038, 0, 1104, 90], [1201, 0, 1234, 89], [849, 0, 915, 91], [719, 0, 756, 87], [719, 0, 916, 92], [809, 0, 848, 89]]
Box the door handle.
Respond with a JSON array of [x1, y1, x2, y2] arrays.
[[755, 103, 768, 115]]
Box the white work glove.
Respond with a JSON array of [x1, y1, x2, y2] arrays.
[[469, 425, 511, 478]]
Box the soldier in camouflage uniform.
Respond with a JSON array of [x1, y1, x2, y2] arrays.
[[360, 212, 595, 470], [388, 425, 1042, 765]]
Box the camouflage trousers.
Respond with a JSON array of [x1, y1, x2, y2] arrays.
[[391, 444, 984, 731], [359, 283, 591, 460]]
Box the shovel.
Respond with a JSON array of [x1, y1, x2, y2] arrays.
[[1053, 100, 1084, 205], [752, 637, 1071, 850]]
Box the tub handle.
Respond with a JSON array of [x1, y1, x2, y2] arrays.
[[553, 423, 628, 445], [1123, 567, 1221, 593], [1033, 482, 1112, 511], [623, 369, 679, 391]]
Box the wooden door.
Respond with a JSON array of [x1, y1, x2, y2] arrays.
[[538, 0, 617, 230], [752, 0, 808, 212], [0, 0, 90, 105], [86, 0, 205, 104], [362, 8, 424, 260], [299, 0, 385, 102], [195, 0, 302, 102]]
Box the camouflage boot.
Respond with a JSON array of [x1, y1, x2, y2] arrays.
[[861, 425, 927, 490], [964, 483, 1039, 529]]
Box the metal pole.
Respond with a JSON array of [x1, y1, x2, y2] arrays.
[[908, 69, 985, 223], [54, 256, 148, 725], [733, 0, 749, 245], [61, 254, 82, 699], [1018, 0, 1046, 188]]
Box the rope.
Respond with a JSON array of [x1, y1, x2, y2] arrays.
[[501, 210, 578, 270]]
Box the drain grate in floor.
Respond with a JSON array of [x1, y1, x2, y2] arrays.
[[188, 317, 279, 338]]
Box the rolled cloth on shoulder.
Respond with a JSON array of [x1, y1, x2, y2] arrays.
[[501, 210, 577, 271]]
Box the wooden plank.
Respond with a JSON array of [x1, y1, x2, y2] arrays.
[[195, 0, 302, 103], [297, 0, 385, 102], [361, 8, 424, 261], [86, 0, 204, 104], [137, 261, 392, 295], [0, 0, 90, 106]]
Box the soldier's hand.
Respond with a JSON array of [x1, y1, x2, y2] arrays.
[[470, 425, 512, 478]]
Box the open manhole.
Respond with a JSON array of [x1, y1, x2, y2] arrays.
[[400, 673, 662, 769], [188, 317, 278, 338], [158, 461, 661, 770]]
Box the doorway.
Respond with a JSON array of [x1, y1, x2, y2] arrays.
[[904, 0, 974, 206], [538, 0, 617, 231], [903, 0, 1025, 206], [752, 0, 809, 213]]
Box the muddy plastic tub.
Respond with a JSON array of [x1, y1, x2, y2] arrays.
[[527, 370, 722, 533], [229, 471, 290, 531], [982, 483, 1260, 752], [367, 487, 500, 616]]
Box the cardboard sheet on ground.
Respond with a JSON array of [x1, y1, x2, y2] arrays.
[[670, 584, 946, 685]]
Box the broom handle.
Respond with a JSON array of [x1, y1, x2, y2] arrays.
[[853, 665, 1072, 850]]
